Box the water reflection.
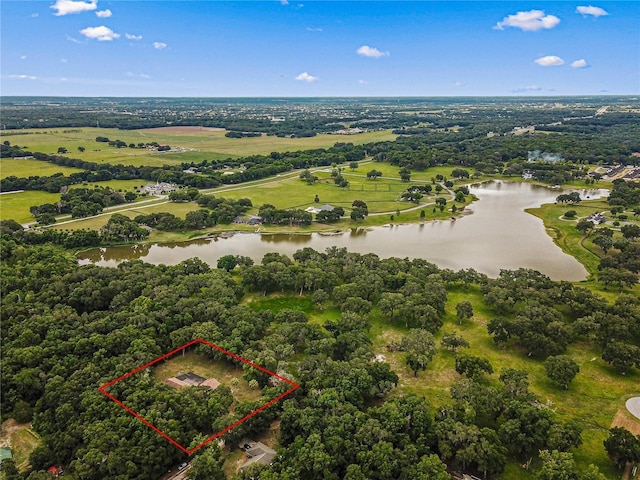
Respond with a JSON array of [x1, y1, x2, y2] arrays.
[[78, 181, 608, 281]]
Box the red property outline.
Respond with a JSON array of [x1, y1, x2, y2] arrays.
[[98, 338, 299, 454]]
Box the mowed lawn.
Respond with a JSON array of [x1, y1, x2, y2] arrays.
[[0, 190, 60, 223], [2, 127, 398, 168], [0, 158, 84, 179], [215, 172, 411, 214]]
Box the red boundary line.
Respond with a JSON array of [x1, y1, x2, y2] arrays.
[[98, 338, 299, 454]]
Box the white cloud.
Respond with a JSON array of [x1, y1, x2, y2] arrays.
[[66, 35, 85, 44], [80, 26, 120, 41], [127, 72, 151, 79], [51, 0, 97, 16], [20, 55, 27, 60], [95, 9, 112, 18], [31, 13, 39, 17], [512, 85, 542, 92], [571, 59, 589, 68], [61, 58, 68, 63], [295, 72, 318, 83], [9, 74, 37, 80], [153, 42, 167, 49], [454, 81, 465, 87], [280, 0, 289, 4], [125, 33, 142, 40], [307, 27, 323, 32], [576, 5, 609, 17], [358, 79, 369, 85], [356, 45, 389, 58], [535, 55, 564, 66], [494, 10, 560, 31]]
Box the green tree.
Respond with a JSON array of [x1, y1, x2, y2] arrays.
[[409, 454, 450, 480], [441, 331, 470, 352], [217, 255, 238, 272], [451, 168, 470, 179], [536, 450, 578, 480], [455, 301, 474, 324], [598, 268, 638, 291], [401, 329, 437, 376], [547, 422, 583, 452], [621, 224, 640, 240], [603, 427, 640, 470], [575, 219, 594, 236], [455, 354, 494, 379], [601, 341, 639, 374], [544, 355, 580, 389], [592, 235, 613, 253], [366, 169, 382, 180], [187, 445, 225, 480]]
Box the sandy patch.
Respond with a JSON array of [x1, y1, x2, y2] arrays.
[[611, 407, 640, 435]]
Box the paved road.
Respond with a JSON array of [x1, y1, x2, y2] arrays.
[[23, 159, 459, 229], [626, 397, 640, 421]]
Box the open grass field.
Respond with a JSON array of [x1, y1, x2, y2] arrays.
[[152, 352, 262, 404], [2, 127, 398, 167], [218, 170, 412, 214], [0, 190, 60, 223], [0, 158, 84, 179], [50, 164, 474, 238], [245, 294, 341, 326], [249, 288, 639, 479], [0, 419, 41, 473]]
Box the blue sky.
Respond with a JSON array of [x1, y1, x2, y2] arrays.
[[1, 1, 638, 96]]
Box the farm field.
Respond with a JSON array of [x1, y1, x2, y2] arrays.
[[0, 158, 84, 179], [0, 190, 61, 223], [1, 127, 398, 167]]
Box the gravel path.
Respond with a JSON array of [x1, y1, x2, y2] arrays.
[[626, 397, 640, 421]]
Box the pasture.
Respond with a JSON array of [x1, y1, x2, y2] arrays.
[[0, 190, 60, 223], [1, 127, 398, 168], [0, 158, 84, 179]]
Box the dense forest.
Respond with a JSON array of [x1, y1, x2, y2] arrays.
[[1, 230, 639, 479]]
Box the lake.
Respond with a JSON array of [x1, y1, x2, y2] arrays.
[[78, 181, 608, 281]]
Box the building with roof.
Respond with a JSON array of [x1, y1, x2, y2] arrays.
[[305, 204, 335, 214], [166, 372, 220, 390], [238, 439, 276, 471], [0, 447, 12, 462]]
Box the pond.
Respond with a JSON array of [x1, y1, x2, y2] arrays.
[[78, 181, 608, 281]]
